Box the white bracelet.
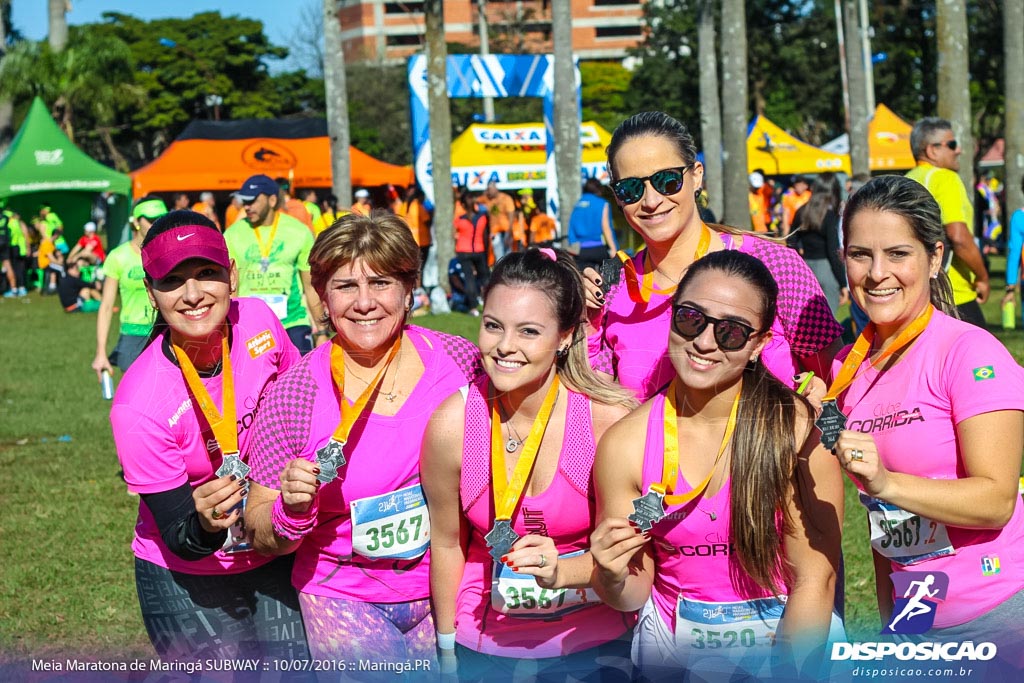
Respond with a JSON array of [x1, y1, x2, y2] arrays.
[[436, 631, 456, 650]]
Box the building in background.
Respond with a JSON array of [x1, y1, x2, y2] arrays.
[[337, 0, 645, 65]]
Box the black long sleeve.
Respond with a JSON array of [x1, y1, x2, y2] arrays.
[[141, 483, 227, 561]]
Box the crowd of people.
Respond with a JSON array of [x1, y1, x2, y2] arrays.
[[5, 107, 1024, 681]]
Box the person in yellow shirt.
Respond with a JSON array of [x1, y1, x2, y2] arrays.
[[748, 172, 768, 233], [482, 180, 515, 260], [528, 202, 557, 247], [395, 186, 432, 282], [352, 188, 373, 216], [906, 117, 989, 327]]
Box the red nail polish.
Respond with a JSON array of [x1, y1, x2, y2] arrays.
[[500, 555, 508, 563], [511, 566, 518, 572], [313, 467, 321, 475]]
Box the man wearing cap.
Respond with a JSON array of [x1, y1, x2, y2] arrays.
[[781, 175, 811, 237], [748, 172, 769, 233], [352, 188, 373, 216], [907, 117, 990, 327], [224, 174, 324, 354], [70, 221, 106, 265], [93, 196, 168, 381]]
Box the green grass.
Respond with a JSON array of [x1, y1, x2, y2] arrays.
[[0, 259, 1021, 659]]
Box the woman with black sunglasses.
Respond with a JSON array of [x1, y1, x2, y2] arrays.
[[583, 111, 843, 401], [590, 250, 844, 681]]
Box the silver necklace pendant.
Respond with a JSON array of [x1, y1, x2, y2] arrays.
[[505, 438, 520, 453], [383, 391, 397, 402]]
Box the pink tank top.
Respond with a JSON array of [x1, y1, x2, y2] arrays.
[[641, 392, 783, 631], [456, 379, 634, 657], [246, 326, 481, 602], [589, 234, 842, 401]]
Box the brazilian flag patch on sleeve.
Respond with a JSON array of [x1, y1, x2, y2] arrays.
[[972, 366, 995, 381]]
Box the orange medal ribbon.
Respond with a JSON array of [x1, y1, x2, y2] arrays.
[[173, 330, 237, 456], [652, 378, 740, 505], [620, 223, 712, 303], [823, 305, 934, 404]]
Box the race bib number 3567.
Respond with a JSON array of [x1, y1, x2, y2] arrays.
[[350, 484, 430, 560]]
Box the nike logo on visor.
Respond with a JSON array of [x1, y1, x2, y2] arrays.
[[176, 233, 195, 241]]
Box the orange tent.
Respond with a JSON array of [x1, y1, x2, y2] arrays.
[[131, 119, 413, 196]]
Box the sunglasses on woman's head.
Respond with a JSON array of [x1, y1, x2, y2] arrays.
[[671, 304, 759, 351], [611, 165, 692, 205]]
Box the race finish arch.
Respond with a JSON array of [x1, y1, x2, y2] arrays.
[[408, 54, 581, 221]]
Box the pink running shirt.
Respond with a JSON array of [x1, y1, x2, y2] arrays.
[[589, 232, 842, 401], [457, 379, 635, 657], [639, 392, 784, 632], [111, 297, 300, 575], [246, 327, 481, 603], [833, 310, 1024, 628]]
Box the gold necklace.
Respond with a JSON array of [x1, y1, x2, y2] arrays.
[[382, 345, 403, 402]]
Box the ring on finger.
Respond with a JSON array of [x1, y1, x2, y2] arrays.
[[850, 449, 864, 462], [212, 507, 222, 519], [537, 554, 547, 569]]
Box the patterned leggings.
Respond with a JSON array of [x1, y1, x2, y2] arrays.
[[299, 593, 437, 670]]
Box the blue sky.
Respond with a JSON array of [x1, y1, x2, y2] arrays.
[[11, 1, 312, 68]]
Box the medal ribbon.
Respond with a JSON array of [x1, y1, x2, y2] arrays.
[[327, 337, 402, 446], [254, 212, 281, 264], [489, 375, 561, 521], [823, 305, 933, 404], [620, 223, 712, 303], [173, 329, 237, 456], [653, 378, 741, 505]]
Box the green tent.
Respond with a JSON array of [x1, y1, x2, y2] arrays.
[[0, 97, 131, 247]]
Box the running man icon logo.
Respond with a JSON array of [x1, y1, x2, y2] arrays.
[[883, 571, 948, 635]]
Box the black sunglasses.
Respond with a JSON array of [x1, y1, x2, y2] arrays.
[[671, 304, 759, 351], [611, 166, 692, 205], [930, 139, 958, 151]]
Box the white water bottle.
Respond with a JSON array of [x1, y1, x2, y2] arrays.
[[101, 370, 114, 400]]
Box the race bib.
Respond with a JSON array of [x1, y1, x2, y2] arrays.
[[221, 492, 253, 554], [860, 493, 954, 566], [253, 293, 288, 320], [675, 596, 785, 652], [490, 550, 599, 619], [350, 484, 430, 560]]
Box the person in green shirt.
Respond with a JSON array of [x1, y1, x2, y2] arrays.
[[1, 203, 30, 297], [39, 205, 64, 239], [906, 117, 990, 327], [92, 196, 167, 381], [224, 174, 325, 354]]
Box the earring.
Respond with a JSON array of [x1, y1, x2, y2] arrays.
[[556, 347, 568, 359], [694, 188, 702, 203]]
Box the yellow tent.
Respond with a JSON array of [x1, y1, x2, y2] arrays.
[[450, 121, 611, 191], [868, 104, 915, 171], [747, 115, 851, 175]]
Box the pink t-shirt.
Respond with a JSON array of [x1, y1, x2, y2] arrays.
[[111, 297, 300, 575], [457, 379, 634, 657], [640, 392, 784, 631], [246, 327, 481, 603], [590, 233, 842, 401], [833, 311, 1024, 628]]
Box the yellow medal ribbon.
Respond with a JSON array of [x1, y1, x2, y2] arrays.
[[327, 337, 402, 446], [490, 375, 561, 521], [823, 305, 933, 404], [653, 378, 741, 506], [620, 223, 712, 303], [253, 212, 280, 264], [173, 329, 237, 456]]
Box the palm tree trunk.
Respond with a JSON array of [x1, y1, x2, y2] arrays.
[[698, 0, 723, 221], [48, 0, 68, 52], [424, 0, 454, 293], [552, 0, 580, 233], [936, 0, 973, 201], [0, 1, 13, 154], [1005, 0, 1024, 214], [843, 0, 870, 177], [720, 0, 749, 228], [323, 0, 353, 207]]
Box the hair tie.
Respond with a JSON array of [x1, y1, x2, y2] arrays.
[[538, 247, 557, 261]]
